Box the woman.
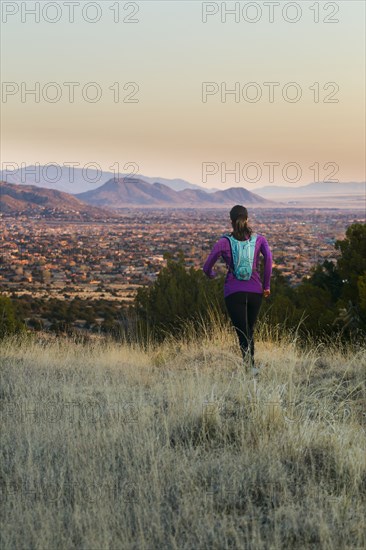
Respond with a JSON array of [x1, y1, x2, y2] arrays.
[[203, 205, 272, 372]]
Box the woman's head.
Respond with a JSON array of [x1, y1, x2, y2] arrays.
[[230, 204, 252, 240]]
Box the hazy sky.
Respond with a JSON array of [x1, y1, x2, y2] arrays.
[[1, 0, 365, 189]]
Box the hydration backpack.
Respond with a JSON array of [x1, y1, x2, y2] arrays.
[[224, 233, 258, 280]]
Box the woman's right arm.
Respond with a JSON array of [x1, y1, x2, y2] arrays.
[[203, 239, 225, 279]]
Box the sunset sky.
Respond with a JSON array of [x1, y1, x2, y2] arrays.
[[1, 0, 365, 190]]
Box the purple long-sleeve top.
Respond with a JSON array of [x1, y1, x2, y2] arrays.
[[203, 233, 273, 297]]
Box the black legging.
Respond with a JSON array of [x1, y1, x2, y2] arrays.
[[224, 291, 263, 367]]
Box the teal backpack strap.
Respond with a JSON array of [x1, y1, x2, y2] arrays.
[[222, 234, 235, 274]]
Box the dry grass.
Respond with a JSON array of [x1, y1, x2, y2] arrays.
[[1, 319, 365, 550]]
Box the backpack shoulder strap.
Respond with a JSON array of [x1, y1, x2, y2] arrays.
[[221, 234, 235, 273]]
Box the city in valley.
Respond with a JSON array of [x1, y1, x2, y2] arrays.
[[1, 208, 365, 332]]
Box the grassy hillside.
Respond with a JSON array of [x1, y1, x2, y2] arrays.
[[1, 320, 365, 549]]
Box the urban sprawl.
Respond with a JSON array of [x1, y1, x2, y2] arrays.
[[1, 208, 364, 306]]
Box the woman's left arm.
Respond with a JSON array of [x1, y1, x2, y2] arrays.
[[260, 236, 273, 290], [203, 239, 225, 279]]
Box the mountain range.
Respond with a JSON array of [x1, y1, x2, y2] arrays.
[[0, 181, 114, 219], [74, 177, 277, 208], [1, 166, 365, 213], [2, 165, 364, 199]]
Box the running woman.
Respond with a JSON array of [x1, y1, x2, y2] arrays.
[[203, 205, 272, 371]]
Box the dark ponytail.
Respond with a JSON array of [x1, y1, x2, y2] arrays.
[[230, 205, 253, 241]]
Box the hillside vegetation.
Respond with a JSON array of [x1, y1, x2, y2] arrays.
[[1, 318, 365, 549]]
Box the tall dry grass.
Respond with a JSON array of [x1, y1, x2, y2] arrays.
[[1, 318, 365, 549]]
